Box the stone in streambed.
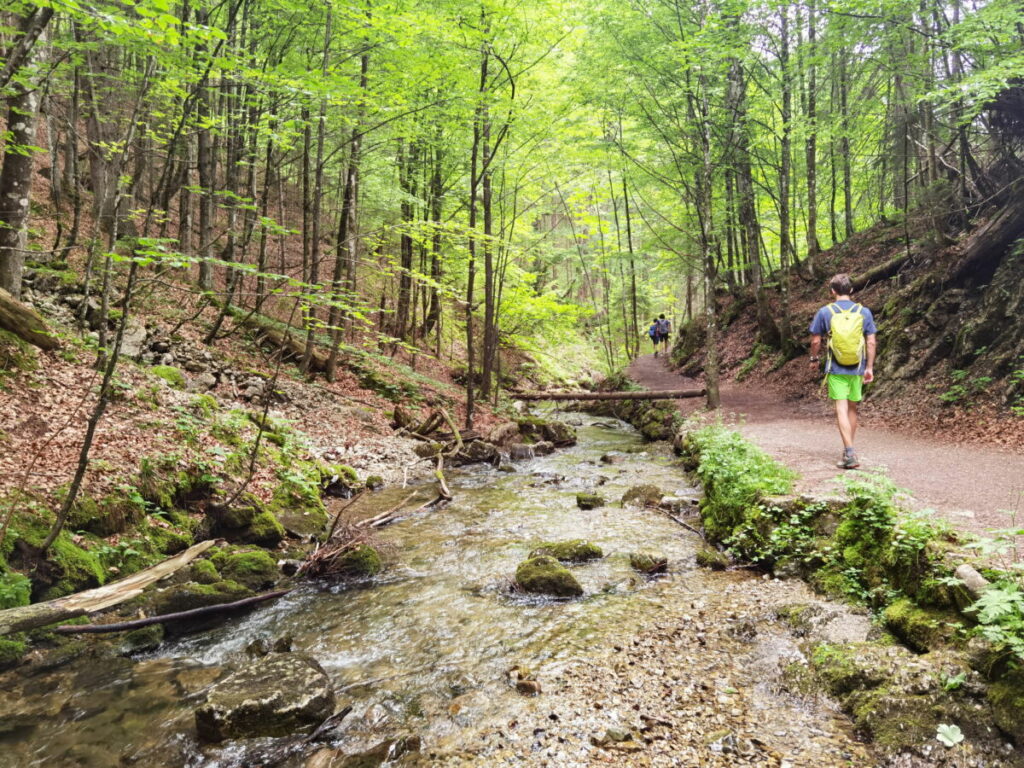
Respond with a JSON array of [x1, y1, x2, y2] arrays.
[[509, 443, 535, 461], [695, 547, 730, 571], [514, 556, 583, 598], [195, 652, 334, 742], [629, 552, 668, 574], [576, 493, 605, 510], [333, 544, 382, 578], [530, 540, 603, 563], [621, 485, 663, 507]]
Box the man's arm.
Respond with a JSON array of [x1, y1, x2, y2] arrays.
[[864, 334, 877, 383], [809, 334, 822, 367]]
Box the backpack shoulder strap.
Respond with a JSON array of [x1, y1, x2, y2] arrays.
[[827, 303, 840, 316]]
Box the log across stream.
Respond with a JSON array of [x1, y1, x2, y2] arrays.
[[0, 415, 872, 767]]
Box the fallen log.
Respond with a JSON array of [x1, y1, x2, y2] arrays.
[[850, 252, 912, 292], [0, 287, 60, 350], [52, 589, 290, 634], [515, 389, 705, 402], [0, 540, 216, 635]]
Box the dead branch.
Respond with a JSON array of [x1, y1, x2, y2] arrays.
[[53, 589, 290, 634]]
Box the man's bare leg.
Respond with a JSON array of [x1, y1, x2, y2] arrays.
[[835, 399, 855, 450]]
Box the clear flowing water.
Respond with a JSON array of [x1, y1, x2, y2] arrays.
[[0, 417, 715, 767]]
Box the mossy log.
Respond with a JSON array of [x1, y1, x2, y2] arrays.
[[0, 287, 59, 350], [0, 540, 215, 635]]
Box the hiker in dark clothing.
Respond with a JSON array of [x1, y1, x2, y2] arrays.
[[656, 314, 671, 356], [649, 319, 660, 355], [809, 273, 877, 469]]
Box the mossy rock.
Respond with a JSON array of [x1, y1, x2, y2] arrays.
[[152, 579, 253, 616], [576, 493, 605, 510], [529, 540, 603, 563], [0, 637, 27, 670], [811, 642, 889, 696], [333, 545, 382, 578], [151, 365, 186, 389], [247, 510, 286, 546], [120, 624, 165, 655], [695, 547, 729, 571], [987, 668, 1024, 745], [67, 493, 145, 537], [514, 556, 583, 598], [190, 558, 221, 585], [365, 475, 384, 491], [28, 534, 107, 602], [215, 549, 278, 590], [629, 552, 668, 574], [621, 485, 663, 507], [191, 393, 220, 416], [881, 598, 960, 653]]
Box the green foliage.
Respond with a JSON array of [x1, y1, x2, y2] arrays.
[[0, 571, 31, 609], [736, 343, 769, 382], [938, 369, 993, 407], [686, 426, 795, 541]]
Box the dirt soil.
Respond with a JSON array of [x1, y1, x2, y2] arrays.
[[629, 354, 1024, 538]]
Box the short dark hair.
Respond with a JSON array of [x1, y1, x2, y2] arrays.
[[658, 313, 665, 319], [829, 273, 854, 295]]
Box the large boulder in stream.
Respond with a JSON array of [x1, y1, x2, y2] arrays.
[[195, 652, 335, 742], [515, 556, 583, 597]]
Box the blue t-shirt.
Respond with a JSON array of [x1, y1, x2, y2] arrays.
[[809, 299, 877, 375]]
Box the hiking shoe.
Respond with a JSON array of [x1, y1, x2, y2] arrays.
[[837, 454, 860, 470]]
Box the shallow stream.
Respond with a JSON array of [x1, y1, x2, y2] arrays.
[[1, 416, 870, 767]]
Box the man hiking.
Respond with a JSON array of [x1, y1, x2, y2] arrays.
[[648, 318, 660, 355], [809, 273, 877, 469], [655, 314, 671, 356]]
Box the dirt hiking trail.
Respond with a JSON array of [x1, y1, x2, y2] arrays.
[[629, 354, 1024, 538]]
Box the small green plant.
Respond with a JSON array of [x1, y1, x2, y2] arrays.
[[0, 572, 32, 609], [939, 369, 992, 407], [941, 671, 967, 691]]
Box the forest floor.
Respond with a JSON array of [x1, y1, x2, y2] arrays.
[[628, 354, 1024, 538]]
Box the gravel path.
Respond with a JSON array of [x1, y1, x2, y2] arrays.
[[628, 354, 1024, 537]]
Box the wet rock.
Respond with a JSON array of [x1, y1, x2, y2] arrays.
[[509, 443, 535, 461], [195, 653, 334, 742], [529, 540, 603, 563], [659, 495, 701, 514], [332, 544, 382, 578], [119, 624, 164, 655], [695, 547, 729, 571], [621, 484, 663, 507], [576, 493, 605, 510], [532, 440, 555, 456], [599, 453, 624, 465], [514, 556, 583, 598], [280, 558, 304, 576], [540, 421, 577, 447], [629, 552, 668, 574], [152, 580, 253, 617], [497, 463, 516, 473], [516, 679, 542, 696], [452, 440, 501, 467]]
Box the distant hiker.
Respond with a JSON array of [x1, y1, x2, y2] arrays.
[[809, 273, 877, 469], [649, 319, 660, 355], [656, 314, 672, 355]]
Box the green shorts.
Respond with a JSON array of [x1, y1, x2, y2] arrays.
[[827, 373, 863, 402]]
